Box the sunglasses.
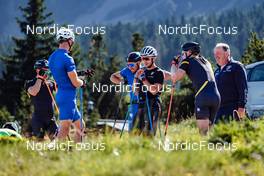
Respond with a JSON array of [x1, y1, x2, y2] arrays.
[[127, 63, 137, 68]]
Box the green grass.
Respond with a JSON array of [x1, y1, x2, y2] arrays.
[[1, 119, 264, 176]]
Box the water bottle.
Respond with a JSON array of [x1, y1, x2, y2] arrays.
[[171, 56, 179, 84], [171, 56, 178, 74]]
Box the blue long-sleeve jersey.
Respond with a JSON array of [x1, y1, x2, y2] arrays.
[[214, 59, 248, 108]]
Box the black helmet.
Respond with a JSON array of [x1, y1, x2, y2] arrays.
[[181, 42, 200, 54], [34, 59, 49, 70], [127, 52, 141, 62]]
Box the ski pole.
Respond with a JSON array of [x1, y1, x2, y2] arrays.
[[79, 87, 84, 142], [44, 81, 59, 115], [140, 67, 153, 133], [164, 85, 174, 137], [44, 80, 71, 141], [120, 108, 130, 138], [129, 103, 137, 132], [158, 116, 162, 139], [145, 92, 153, 133], [111, 90, 125, 134], [233, 110, 242, 121], [120, 92, 135, 138]]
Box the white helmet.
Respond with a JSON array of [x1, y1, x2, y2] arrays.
[[140, 46, 158, 57], [3, 122, 20, 133], [56, 28, 75, 42]]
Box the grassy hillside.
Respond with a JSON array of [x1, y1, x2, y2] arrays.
[[1, 118, 264, 176]]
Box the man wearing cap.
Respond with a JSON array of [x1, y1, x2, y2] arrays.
[[110, 52, 141, 131], [213, 43, 248, 123], [171, 42, 220, 135], [25, 59, 58, 140]]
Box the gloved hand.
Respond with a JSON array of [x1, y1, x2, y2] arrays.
[[86, 69, 95, 78], [171, 55, 181, 65], [36, 69, 48, 80], [123, 78, 128, 85], [139, 73, 146, 81], [135, 69, 146, 81], [81, 79, 87, 88], [77, 69, 95, 78]]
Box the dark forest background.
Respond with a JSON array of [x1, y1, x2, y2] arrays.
[[0, 0, 263, 131]]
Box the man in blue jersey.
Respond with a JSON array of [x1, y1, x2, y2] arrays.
[[48, 28, 87, 142], [110, 52, 141, 131]]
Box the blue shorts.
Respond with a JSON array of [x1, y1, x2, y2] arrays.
[[56, 89, 81, 121], [128, 104, 139, 131]]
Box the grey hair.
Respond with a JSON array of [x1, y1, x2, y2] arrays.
[[215, 43, 231, 55]]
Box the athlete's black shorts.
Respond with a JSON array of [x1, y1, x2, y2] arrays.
[[31, 114, 58, 139], [135, 97, 162, 135], [194, 83, 221, 123]]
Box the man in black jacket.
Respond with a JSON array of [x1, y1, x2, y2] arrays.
[[25, 59, 58, 140], [214, 43, 248, 123]]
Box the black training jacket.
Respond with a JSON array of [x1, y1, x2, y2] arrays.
[[214, 59, 248, 108]]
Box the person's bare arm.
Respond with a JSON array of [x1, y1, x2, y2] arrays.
[[171, 68, 186, 84], [110, 71, 123, 84], [28, 79, 43, 96], [68, 70, 83, 88], [163, 70, 171, 81]]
